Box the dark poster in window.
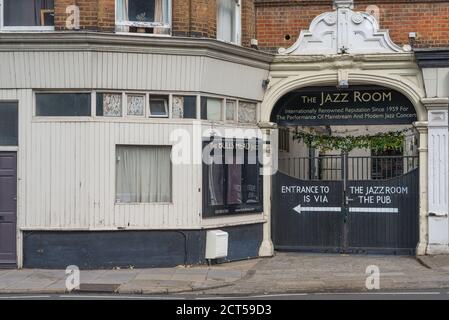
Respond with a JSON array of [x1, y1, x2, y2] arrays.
[[202, 138, 263, 217]]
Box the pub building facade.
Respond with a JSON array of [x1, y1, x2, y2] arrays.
[[0, 0, 448, 268]]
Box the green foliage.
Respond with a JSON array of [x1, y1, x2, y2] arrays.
[[292, 128, 409, 153]]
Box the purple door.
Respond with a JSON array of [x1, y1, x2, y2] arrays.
[[0, 152, 17, 266]]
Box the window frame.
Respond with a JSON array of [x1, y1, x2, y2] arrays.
[[0, 0, 55, 32], [202, 137, 263, 217], [115, 0, 172, 36], [216, 0, 242, 45], [201, 96, 224, 122], [172, 95, 198, 120], [238, 100, 259, 124], [125, 92, 148, 118], [115, 144, 173, 204], [225, 98, 238, 123], [95, 91, 125, 118], [33, 91, 92, 118], [149, 94, 170, 118]]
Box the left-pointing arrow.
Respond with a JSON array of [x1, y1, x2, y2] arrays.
[[293, 205, 342, 214]]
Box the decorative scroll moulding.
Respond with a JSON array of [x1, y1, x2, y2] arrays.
[[279, 0, 411, 55]]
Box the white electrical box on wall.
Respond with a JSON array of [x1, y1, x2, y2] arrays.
[[205, 230, 229, 259]]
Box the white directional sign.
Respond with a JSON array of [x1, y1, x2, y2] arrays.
[[293, 205, 399, 214], [293, 205, 342, 214], [349, 207, 399, 213]]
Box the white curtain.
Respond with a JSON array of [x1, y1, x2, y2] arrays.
[[116, 0, 129, 22], [217, 0, 236, 42], [116, 146, 172, 203]]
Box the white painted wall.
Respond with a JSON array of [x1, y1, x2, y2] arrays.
[[0, 51, 268, 101], [0, 46, 270, 231], [0, 89, 265, 231]]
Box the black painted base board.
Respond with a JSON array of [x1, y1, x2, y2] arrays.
[[23, 224, 263, 269]]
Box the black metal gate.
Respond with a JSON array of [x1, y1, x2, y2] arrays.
[[272, 155, 419, 254]]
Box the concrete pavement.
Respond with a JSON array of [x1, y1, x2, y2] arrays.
[[0, 253, 449, 295], [204, 253, 449, 295], [0, 259, 257, 295]]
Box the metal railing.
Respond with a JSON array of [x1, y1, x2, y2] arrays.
[[278, 155, 419, 181]]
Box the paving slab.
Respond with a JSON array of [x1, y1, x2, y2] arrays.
[[2, 253, 449, 295]]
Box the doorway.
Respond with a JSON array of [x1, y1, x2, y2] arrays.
[[0, 152, 17, 267], [270, 86, 420, 255]]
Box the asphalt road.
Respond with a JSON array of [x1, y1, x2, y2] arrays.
[[1, 290, 449, 300]]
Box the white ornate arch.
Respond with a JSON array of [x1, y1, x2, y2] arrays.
[[261, 71, 427, 123]]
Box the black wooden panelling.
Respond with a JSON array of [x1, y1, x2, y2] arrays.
[[23, 224, 263, 269], [272, 166, 419, 255], [347, 169, 419, 254], [272, 171, 343, 252]]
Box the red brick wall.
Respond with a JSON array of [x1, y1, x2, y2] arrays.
[[54, 0, 76, 30], [242, 0, 257, 47], [172, 0, 191, 36], [255, 0, 449, 52], [98, 0, 115, 32], [55, 0, 99, 31], [189, 0, 217, 38], [54, 0, 255, 43]]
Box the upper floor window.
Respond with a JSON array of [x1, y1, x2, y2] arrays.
[[0, 0, 55, 31], [116, 0, 171, 35], [217, 0, 241, 45]]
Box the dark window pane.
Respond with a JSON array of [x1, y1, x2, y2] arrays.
[[128, 0, 155, 22], [227, 162, 242, 205], [209, 164, 224, 206], [36, 93, 91, 116], [201, 97, 208, 120], [0, 102, 18, 146], [4, 0, 54, 27], [149, 95, 168, 117], [183, 96, 197, 119], [243, 164, 260, 204]]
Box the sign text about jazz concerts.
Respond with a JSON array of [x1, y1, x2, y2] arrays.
[[272, 86, 418, 126]]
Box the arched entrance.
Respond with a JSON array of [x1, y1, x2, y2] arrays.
[[256, 0, 430, 258], [270, 85, 420, 254]]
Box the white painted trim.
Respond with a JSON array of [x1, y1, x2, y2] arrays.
[[426, 244, 449, 255], [0, 146, 18, 151], [349, 208, 399, 213], [18, 218, 267, 231]]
